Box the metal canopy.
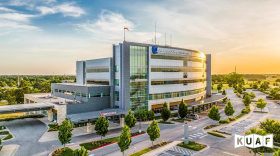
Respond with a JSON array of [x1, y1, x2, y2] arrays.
[[67, 109, 128, 123], [0, 103, 54, 114], [187, 95, 227, 109]]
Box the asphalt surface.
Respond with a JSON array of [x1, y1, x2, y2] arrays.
[[1, 89, 279, 156]]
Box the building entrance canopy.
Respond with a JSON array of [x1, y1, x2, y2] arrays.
[[187, 95, 227, 109], [67, 109, 128, 123], [0, 103, 54, 114]]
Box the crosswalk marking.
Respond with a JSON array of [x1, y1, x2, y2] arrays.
[[223, 152, 238, 156]]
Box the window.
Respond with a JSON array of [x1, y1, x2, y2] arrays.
[[115, 66, 119, 72], [102, 92, 110, 97], [151, 79, 205, 85], [82, 93, 88, 97], [86, 68, 109, 73], [115, 79, 119, 86], [55, 89, 59, 92], [149, 88, 205, 100], [115, 91, 119, 101], [76, 92, 81, 96], [87, 80, 109, 85], [91, 93, 101, 97]]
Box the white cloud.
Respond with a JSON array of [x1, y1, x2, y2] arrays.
[[0, 13, 36, 22], [36, 2, 85, 17], [76, 10, 160, 42], [0, 7, 15, 12]]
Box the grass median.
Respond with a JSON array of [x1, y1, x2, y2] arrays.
[[207, 132, 226, 138]]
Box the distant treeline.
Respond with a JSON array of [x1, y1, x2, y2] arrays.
[[243, 74, 266, 80]]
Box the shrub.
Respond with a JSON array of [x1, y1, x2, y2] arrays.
[[242, 108, 250, 114], [219, 119, 230, 124], [229, 117, 236, 121], [0, 114, 44, 122], [52, 148, 63, 156], [236, 93, 241, 98], [177, 141, 205, 151], [207, 132, 226, 138], [0, 126, 6, 130]]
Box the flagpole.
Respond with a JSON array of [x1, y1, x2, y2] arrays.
[[124, 26, 125, 42]]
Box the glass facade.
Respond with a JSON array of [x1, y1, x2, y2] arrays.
[[115, 66, 119, 72], [151, 79, 206, 85], [115, 79, 119, 86], [87, 80, 109, 85], [130, 46, 149, 110], [86, 68, 109, 73], [115, 91, 119, 101], [149, 88, 205, 100]]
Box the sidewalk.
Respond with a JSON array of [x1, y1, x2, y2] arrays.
[[142, 141, 181, 156], [0, 144, 19, 156]]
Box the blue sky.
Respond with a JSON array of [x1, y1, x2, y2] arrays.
[[1, 0, 280, 74]]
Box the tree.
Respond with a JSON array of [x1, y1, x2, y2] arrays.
[[245, 128, 275, 156], [243, 87, 247, 91], [224, 101, 235, 118], [135, 107, 147, 132], [73, 146, 89, 156], [260, 81, 269, 90], [178, 99, 188, 118], [118, 125, 132, 156], [94, 116, 109, 141], [259, 118, 280, 143], [161, 102, 171, 121], [146, 119, 160, 146], [208, 105, 220, 122], [273, 149, 280, 156], [58, 119, 74, 151], [243, 95, 251, 106], [243, 92, 249, 99], [147, 110, 155, 120], [250, 92, 256, 99], [0, 81, 7, 87], [222, 89, 226, 95], [255, 98, 267, 112], [253, 83, 258, 89], [0, 138, 2, 147], [217, 83, 222, 91], [124, 109, 137, 128], [237, 87, 243, 94]]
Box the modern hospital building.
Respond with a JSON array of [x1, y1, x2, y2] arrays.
[[17, 41, 224, 131]]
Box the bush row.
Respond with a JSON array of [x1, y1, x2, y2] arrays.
[[0, 114, 44, 122], [207, 132, 226, 138], [242, 106, 251, 114]]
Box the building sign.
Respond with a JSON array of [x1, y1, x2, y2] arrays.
[[151, 46, 189, 55], [100, 112, 117, 116], [234, 134, 273, 148]]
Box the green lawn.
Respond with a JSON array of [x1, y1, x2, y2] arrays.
[[0, 101, 8, 106], [80, 136, 120, 150], [0, 126, 6, 130], [128, 148, 152, 156], [52, 147, 74, 156], [235, 113, 246, 119], [172, 119, 191, 123], [212, 84, 233, 91]]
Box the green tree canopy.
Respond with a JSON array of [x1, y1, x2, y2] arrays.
[[259, 118, 280, 143], [147, 110, 155, 120], [118, 125, 132, 156], [273, 149, 280, 156], [243, 95, 251, 106], [161, 102, 171, 121], [178, 99, 188, 118], [253, 83, 258, 89], [225, 101, 235, 118], [245, 128, 275, 156], [222, 89, 226, 95], [94, 116, 109, 141], [124, 109, 137, 128], [250, 92, 256, 99], [243, 92, 249, 99], [58, 119, 74, 151], [208, 105, 220, 122], [73, 146, 89, 156], [146, 119, 160, 146], [217, 83, 223, 91], [255, 98, 267, 112]]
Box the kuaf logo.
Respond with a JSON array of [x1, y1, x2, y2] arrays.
[[152, 45, 158, 54]]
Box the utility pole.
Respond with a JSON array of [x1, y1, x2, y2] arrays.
[[165, 33, 166, 46]]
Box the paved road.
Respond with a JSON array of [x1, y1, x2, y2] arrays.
[[2, 89, 278, 156]]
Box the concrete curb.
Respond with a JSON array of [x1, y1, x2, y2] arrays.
[[141, 141, 181, 156], [0, 144, 20, 156]]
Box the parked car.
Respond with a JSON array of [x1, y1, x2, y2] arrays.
[[277, 101, 280, 104], [187, 114, 199, 120], [266, 96, 273, 99]]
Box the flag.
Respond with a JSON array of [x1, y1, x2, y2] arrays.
[[124, 27, 129, 31]]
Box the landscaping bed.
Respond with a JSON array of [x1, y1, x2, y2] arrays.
[[253, 111, 268, 113], [0, 131, 9, 135], [177, 141, 206, 151], [3, 134, 13, 140], [0, 114, 44, 122], [213, 130, 231, 135], [207, 132, 226, 138], [52, 147, 73, 156], [172, 118, 192, 123], [274, 142, 280, 147], [129, 142, 170, 156], [48, 121, 96, 131], [0, 126, 6, 130], [158, 121, 174, 124], [204, 124, 219, 129], [80, 131, 146, 150]]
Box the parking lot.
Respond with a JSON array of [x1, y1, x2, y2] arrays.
[[155, 146, 196, 156]]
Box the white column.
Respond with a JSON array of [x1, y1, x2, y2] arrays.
[[120, 116, 125, 127], [47, 109, 53, 121], [87, 123, 93, 133]]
